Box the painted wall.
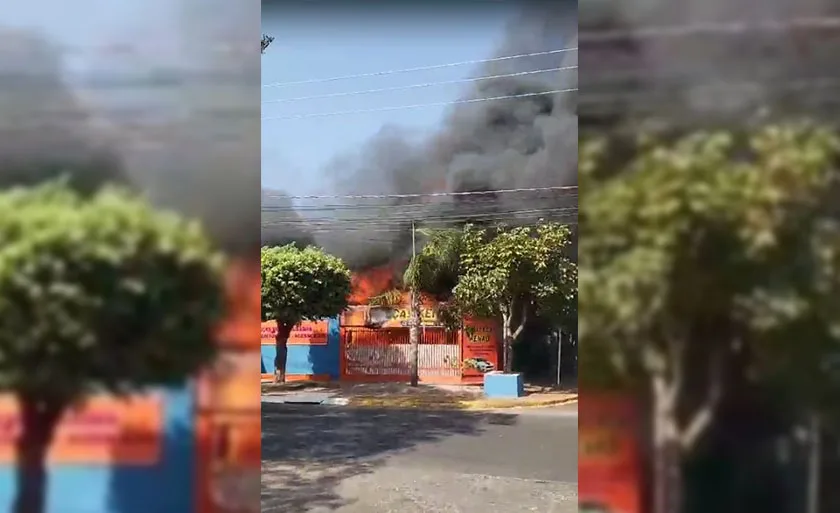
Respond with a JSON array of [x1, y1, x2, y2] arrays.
[[0, 387, 194, 513], [261, 317, 340, 379]]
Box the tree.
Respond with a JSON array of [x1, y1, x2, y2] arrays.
[[0, 182, 225, 513], [394, 227, 462, 386], [451, 222, 577, 373], [261, 245, 351, 382], [578, 123, 840, 513]]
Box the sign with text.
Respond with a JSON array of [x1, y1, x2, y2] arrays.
[[461, 319, 499, 378], [0, 395, 162, 464], [260, 320, 329, 345], [579, 394, 641, 513], [380, 307, 439, 328]]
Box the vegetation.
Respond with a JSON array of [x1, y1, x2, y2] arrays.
[[260, 244, 351, 382], [404, 222, 577, 374], [579, 122, 840, 513], [0, 181, 226, 513]]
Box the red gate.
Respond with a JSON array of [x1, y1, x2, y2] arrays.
[[340, 327, 463, 384]]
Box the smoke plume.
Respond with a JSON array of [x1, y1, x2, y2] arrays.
[[579, 0, 840, 131], [0, 29, 126, 192], [301, 2, 578, 268], [0, 0, 260, 257]]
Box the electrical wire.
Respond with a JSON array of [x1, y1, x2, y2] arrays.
[[261, 47, 578, 89], [262, 88, 577, 121], [579, 17, 840, 42], [262, 185, 577, 201], [262, 66, 577, 104], [262, 208, 578, 230]]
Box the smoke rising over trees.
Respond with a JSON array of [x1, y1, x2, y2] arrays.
[[281, 2, 578, 269]]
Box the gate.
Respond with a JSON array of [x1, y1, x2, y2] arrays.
[[340, 327, 462, 383]]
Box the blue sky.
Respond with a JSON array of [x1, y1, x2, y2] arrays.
[[261, 5, 518, 193]]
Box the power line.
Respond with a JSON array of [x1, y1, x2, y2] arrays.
[[261, 47, 578, 88], [263, 196, 577, 214], [580, 77, 840, 105], [262, 207, 578, 229], [579, 17, 840, 42], [262, 206, 578, 224], [263, 185, 577, 201], [262, 88, 577, 121], [262, 66, 577, 104]]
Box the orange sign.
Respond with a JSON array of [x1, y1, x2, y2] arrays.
[[260, 320, 329, 345], [461, 318, 499, 380], [0, 395, 161, 464], [579, 394, 641, 513]]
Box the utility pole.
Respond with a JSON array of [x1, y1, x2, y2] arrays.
[[556, 329, 562, 386], [807, 412, 821, 513], [409, 221, 420, 386]]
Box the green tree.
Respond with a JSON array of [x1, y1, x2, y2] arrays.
[[0, 182, 225, 513], [451, 221, 577, 373], [261, 245, 351, 382], [579, 123, 840, 513], [400, 227, 464, 386]]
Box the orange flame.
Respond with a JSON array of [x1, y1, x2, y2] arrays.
[[348, 263, 401, 305], [215, 260, 261, 348]]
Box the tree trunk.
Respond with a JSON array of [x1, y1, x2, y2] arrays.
[[408, 289, 421, 387], [502, 313, 513, 373], [651, 380, 683, 513], [274, 323, 293, 383], [13, 398, 63, 513]]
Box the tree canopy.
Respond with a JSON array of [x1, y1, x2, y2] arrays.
[[260, 244, 351, 326], [579, 122, 840, 512], [0, 181, 226, 513], [453, 222, 577, 327], [0, 181, 226, 401]]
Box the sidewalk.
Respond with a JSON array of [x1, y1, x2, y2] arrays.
[[261, 381, 578, 410]]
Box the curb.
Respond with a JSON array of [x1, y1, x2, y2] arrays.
[[346, 395, 578, 411]]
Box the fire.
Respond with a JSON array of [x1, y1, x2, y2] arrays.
[[348, 263, 402, 305], [215, 260, 261, 347]]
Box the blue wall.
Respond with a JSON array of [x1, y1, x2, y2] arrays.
[[261, 317, 340, 379], [0, 387, 194, 513]]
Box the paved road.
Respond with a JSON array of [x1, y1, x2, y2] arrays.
[[262, 405, 578, 513]]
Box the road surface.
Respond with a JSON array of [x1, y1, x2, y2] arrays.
[[262, 404, 578, 513]]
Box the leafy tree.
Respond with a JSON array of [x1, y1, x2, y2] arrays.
[[579, 123, 840, 513], [0, 182, 226, 513], [398, 228, 464, 386], [450, 221, 577, 373], [261, 245, 351, 382]]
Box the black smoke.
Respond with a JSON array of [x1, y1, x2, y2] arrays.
[[298, 2, 578, 268], [0, 0, 261, 258], [579, 0, 840, 132], [0, 29, 126, 192]]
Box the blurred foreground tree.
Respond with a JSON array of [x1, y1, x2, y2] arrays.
[[261, 245, 351, 382], [579, 123, 840, 513], [0, 182, 226, 513]]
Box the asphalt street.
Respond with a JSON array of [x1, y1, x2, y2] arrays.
[[262, 404, 578, 513]]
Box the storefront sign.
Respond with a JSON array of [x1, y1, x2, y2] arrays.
[[461, 319, 499, 378], [260, 320, 329, 345], [579, 394, 641, 513], [0, 395, 162, 464], [385, 307, 439, 327]]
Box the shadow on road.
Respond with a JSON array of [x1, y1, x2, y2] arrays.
[[261, 404, 519, 512]]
